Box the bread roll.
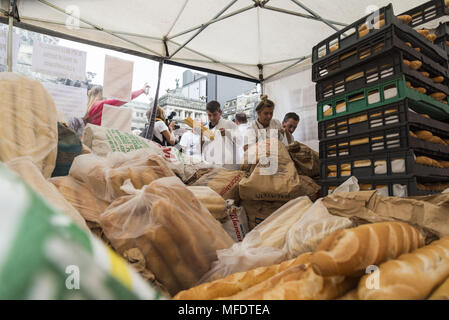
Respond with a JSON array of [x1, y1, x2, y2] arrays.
[[403, 59, 411, 67], [409, 131, 418, 138], [414, 87, 427, 94], [406, 81, 413, 88], [420, 72, 430, 78], [405, 42, 412, 48], [323, 107, 333, 117], [421, 114, 431, 119], [174, 253, 313, 300], [397, 15, 412, 24], [417, 29, 430, 36], [426, 34, 437, 43], [430, 92, 447, 101], [358, 236, 449, 300], [409, 60, 422, 70], [415, 130, 433, 140], [330, 44, 339, 52], [432, 76, 445, 83], [415, 47, 421, 52], [187, 186, 227, 221], [312, 222, 425, 277], [429, 277, 449, 300]]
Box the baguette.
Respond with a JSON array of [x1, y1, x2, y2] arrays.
[[409, 60, 422, 70], [421, 114, 431, 119], [420, 71, 430, 78], [426, 34, 437, 43], [345, 72, 364, 82], [415, 156, 438, 167], [174, 253, 313, 300], [409, 131, 418, 138], [185, 117, 214, 141], [414, 87, 427, 94], [432, 76, 445, 83], [417, 29, 430, 37], [403, 59, 411, 67], [312, 222, 425, 277], [220, 264, 357, 300], [429, 135, 447, 145], [429, 277, 449, 300], [357, 237, 449, 300]]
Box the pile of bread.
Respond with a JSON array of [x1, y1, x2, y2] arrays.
[[174, 221, 449, 300]]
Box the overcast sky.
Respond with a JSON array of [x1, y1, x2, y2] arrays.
[[58, 38, 204, 103]]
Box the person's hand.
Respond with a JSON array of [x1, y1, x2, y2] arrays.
[[169, 121, 176, 131], [143, 83, 150, 93], [219, 128, 226, 136]]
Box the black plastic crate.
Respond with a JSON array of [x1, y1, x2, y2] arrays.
[[318, 98, 449, 140], [399, 0, 449, 28], [320, 149, 449, 180], [312, 24, 449, 83], [315, 47, 449, 102], [319, 121, 449, 160], [321, 176, 446, 197], [312, 4, 448, 80]]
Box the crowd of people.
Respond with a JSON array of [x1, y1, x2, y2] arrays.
[[69, 85, 300, 168]]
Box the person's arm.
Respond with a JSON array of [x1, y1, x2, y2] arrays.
[[100, 84, 149, 107], [162, 130, 176, 146]]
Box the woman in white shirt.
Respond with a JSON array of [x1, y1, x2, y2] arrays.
[[244, 95, 288, 151]]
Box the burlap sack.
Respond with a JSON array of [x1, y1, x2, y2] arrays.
[[241, 200, 288, 230], [239, 139, 320, 202], [287, 141, 320, 178], [191, 168, 246, 201]]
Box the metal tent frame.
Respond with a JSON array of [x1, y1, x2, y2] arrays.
[[1, 0, 348, 139]]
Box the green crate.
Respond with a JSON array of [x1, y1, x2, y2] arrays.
[[317, 76, 449, 122]]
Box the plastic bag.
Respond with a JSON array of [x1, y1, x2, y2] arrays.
[[187, 186, 227, 222], [50, 175, 111, 243], [0, 72, 58, 178], [70, 151, 175, 202], [99, 176, 234, 296], [6, 156, 89, 232], [0, 162, 163, 299], [284, 199, 353, 259], [198, 196, 312, 283], [222, 200, 249, 242]]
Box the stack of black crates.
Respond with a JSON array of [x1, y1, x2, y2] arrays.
[[312, 0, 449, 197]]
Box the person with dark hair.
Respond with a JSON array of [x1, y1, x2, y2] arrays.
[[202, 100, 238, 168], [234, 112, 249, 162], [140, 106, 175, 146], [282, 112, 300, 144], [244, 95, 288, 151]]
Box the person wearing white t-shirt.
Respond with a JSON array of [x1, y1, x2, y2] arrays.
[[180, 129, 201, 156], [244, 95, 288, 151], [202, 101, 239, 169]]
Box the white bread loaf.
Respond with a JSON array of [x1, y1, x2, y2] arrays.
[[358, 236, 449, 300], [0, 73, 58, 178], [174, 253, 313, 300], [312, 222, 425, 277]]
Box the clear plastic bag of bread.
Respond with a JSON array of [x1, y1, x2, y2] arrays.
[[198, 196, 315, 284], [99, 176, 234, 296], [70, 150, 176, 202], [0, 73, 58, 178]]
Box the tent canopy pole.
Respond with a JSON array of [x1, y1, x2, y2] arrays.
[[263, 5, 347, 27], [289, 0, 340, 31], [146, 58, 165, 140]]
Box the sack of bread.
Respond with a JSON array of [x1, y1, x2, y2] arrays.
[[99, 176, 234, 296], [284, 199, 353, 259], [0, 73, 58, 178], [70, 151, 176, 202], [187, 186, 227, 222], [191, 168, 245, 201], [221, 200, 249, 242], [0, 162, 163, 300], [357, 236, 449, 299], [287, 141, 320, 178], [5, 157, 89, 232], [322, 190, 449, 240], [241, 200, 288, 230], [239, 139, 320, 202], [49, 175, 111, 243], [198, 197, 313, 284]]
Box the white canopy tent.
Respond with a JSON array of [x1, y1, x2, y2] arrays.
[[0, 0, 437, 146]]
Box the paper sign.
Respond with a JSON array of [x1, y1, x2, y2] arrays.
[[101, 104, 132, 132], [32, 41, 86, 81], [43, 82, 88, 119], [103, 55, 133, 101], [0, 29, 20, 67]]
